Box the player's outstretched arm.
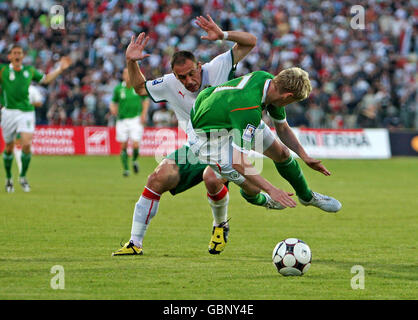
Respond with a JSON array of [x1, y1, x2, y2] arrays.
[[274, 121, 331, 176], [126, 33, 150, 96], [195, 14, 257, 65], [232, 147, 297, 208], [41, 56, 72, 85]]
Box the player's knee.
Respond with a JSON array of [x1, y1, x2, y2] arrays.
[[146, 161, 179, 193], [203, 167, 224, 194], [4, 143, 14, 153], [120, 142, 128, 150], [277, 146, 290, 162], [21, 144, 31, 154]]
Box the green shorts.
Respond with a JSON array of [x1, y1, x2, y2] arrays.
[[166, 145, 208, 195]]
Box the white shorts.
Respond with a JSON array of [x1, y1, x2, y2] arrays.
[[0, 108, 35, 143], [187, 120, 277, 186], [115, 116, 144, 143]]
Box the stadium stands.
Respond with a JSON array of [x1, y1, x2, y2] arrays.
[[0, 0, 416, 129]]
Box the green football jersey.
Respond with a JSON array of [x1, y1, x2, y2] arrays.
[[190, 71, 286, 149], [0, 64, 44, 111], [112, 82, 145, 120]]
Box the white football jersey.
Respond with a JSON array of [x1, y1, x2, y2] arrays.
[[145, 50, 235, 131]]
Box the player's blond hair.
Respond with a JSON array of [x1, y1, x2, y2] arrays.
[[273, 67, 312, 101]]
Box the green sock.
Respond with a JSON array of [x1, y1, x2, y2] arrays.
[[121, 149, 129, 171], [240, 189, 267, 206], [20, 151, 31, 177], [132, 148, 139, 161], [274, 156, 312, 202], [3, 151, 13, 179]]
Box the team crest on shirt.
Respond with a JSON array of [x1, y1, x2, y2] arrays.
[[242, 124, 256, 142], [152, 78, 163, 85]]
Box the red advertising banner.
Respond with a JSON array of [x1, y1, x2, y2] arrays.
[[0, 126, 391, 158], [0, 126, 187, 156]]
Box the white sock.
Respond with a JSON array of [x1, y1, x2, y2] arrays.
[[130, 187, 161, 247], [207, 185, 229, 226]]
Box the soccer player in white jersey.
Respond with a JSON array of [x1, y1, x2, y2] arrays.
[[113, 15, 280, 256]]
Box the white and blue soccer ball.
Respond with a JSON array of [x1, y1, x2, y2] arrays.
[[272, 238, 312, 276]]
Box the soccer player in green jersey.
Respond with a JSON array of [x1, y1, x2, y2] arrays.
[[189, 68, 342, 213], [110, 67, 149, 177], [0, 45, 71, 192]]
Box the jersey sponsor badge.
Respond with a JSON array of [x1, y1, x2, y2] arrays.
[[242, 124, 256, 142], [23, 70, 29, 78], [152, 78, 163, 85]]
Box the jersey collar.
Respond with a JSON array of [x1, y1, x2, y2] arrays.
[[261, 79, 271, 106], [9, 63, 23, 71], [197, 67, 208, 94]]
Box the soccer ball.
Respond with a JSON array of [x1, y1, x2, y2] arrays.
[[272, 238, 312, 276]]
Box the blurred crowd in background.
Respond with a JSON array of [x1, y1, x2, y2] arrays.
[[0, 0, 417, 129]]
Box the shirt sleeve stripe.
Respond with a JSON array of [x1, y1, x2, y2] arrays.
[[145, 81, 167, 103]]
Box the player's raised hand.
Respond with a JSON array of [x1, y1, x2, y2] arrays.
[[126, 33, 150, 62], [59, 56, 72, 70], [303, 157, 331, 176], [269, 188, 297, 208], [195, 14, 224, 41]]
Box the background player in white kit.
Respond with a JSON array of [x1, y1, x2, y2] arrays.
[[112, 15, 280, 255]]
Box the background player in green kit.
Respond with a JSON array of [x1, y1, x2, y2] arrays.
[[189, 68, 342, 213], [0, 45, 71, 193], [110, 67, 149, 177]]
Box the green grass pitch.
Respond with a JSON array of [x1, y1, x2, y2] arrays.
[[0, 155, 417, 300]]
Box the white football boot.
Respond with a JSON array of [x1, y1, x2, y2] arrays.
[[19, 177, 31, 192], [262, 192, 286, 210], [299, 191, 342, 213], [5, 179, 14, 193]]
